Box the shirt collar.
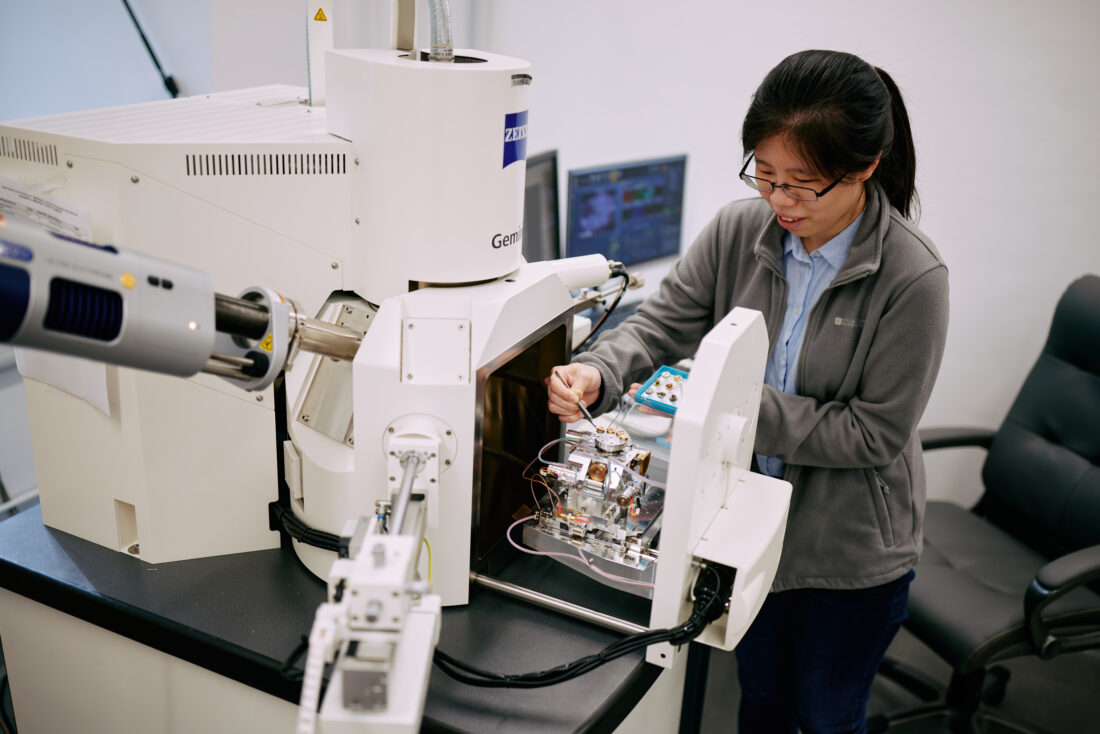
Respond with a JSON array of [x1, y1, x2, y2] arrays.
[[784, 211, 865, 270]]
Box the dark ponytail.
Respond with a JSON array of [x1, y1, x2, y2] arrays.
[[872, 66, 918, 219], [741, 50, 918, 218]]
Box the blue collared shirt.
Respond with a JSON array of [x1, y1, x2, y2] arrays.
[[756, 214, 863, 478]]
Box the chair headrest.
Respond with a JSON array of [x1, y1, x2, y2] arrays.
[[1046, 274, 1100, 376], [981, 274, 1100, 556]]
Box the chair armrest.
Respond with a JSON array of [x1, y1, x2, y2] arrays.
[[1036, 545, 1100, 589], [918, 427, 995, 451], [1025, 544, 1100, 658]]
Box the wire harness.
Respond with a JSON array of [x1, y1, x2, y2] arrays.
[[572, 261, 631, 353], [432, 565, 727, 688]]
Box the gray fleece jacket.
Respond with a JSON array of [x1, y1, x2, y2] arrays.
[[576, 183, 949, 591]]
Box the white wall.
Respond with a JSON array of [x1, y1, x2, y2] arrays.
[[0, 0, 213, 119], [0, 0, 475, 120], [1, 1, 1097, 505], [473, 0, 1100, 504]]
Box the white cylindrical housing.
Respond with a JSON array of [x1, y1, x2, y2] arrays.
[[546, 254, 611, 290], [326, 48, 531, 303]]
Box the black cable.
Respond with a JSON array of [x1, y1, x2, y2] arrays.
[[120, 0, 179, 98], [572, 265, 631, 353], [434, 613, 698, 688], [268, 502, 343, 553], [433, 566, 725, 688]]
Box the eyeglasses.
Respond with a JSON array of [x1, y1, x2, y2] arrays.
[[739, 153, 846, 201]]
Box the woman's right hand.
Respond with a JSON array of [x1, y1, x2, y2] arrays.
[[545, 363, 602, 423]]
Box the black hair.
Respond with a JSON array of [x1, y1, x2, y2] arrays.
[[741, 50, 918, 218]]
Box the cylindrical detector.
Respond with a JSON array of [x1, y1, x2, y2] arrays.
[[548, 254, 611, 291], [296, 317, 361, 362], [0, 215, 215, 376], [326, 48, 531, 303]]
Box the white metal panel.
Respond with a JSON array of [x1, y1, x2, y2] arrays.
[[0, 590, 297, 734], [646, 308, 791, 667], [400, 318, 471, 385]]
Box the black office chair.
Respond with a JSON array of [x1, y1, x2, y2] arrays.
[[870, 274, 1100, 734]]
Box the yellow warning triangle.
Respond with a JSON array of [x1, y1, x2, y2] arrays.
[[260, 334, 274, 353], [314, 8, 327, 21]]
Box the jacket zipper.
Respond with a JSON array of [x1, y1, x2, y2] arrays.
[[754, 253, 788, 354], [874, 470, 895, 546], [796, 268, 874, 393]]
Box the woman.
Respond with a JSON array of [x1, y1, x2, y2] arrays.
[[547, 50, 949, 733]]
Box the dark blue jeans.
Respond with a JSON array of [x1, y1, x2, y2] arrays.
[[734, 570, 914, 734]]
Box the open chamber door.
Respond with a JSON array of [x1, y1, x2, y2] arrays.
[[646, 307, 792, 667]]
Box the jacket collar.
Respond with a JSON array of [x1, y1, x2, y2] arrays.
[[753, 181, 890, 284]]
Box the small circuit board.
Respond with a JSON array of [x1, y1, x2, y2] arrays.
[[634, 365, 689, 415]]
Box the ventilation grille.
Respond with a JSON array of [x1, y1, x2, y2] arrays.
[[45, 277, 122, 342], [185, 152, 347, 177], [0, 135, 59, 166]]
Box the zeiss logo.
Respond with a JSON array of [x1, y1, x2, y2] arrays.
[[502, 110, 529, 168]]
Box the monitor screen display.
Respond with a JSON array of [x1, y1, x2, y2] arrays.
[[522, 150, 560, 263], [564, 154, 687, 266]]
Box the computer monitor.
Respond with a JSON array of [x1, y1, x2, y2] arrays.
[[564, 154, 687, 266], [522, 150, 560, 262]]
